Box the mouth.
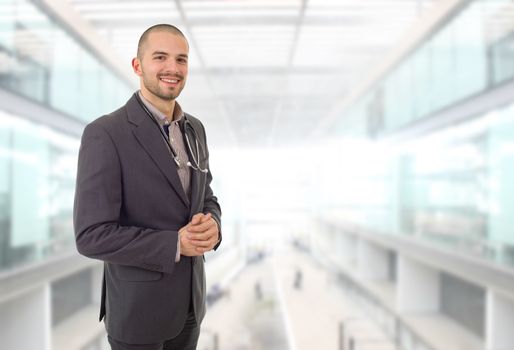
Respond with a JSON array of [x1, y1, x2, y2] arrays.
[[159, 76, 181, 87]]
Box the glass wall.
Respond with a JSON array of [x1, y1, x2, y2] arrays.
[[0, 110, 78, 270], [323, 100, 514, 268], [0, 0, 132, 122], [0, 0, 133, 272], [323, 0, 514, 268], [398, 130, 487, 250], [334, 0, 514, 137]]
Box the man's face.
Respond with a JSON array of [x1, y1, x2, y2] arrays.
[[133, 31, 189, 102]]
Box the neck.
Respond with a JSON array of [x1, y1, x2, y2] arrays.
[[140, 88, 175, 121]]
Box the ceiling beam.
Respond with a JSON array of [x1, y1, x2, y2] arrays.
[[86, 16, 367, 28], [266, 0, 309, 147], [189, 66, 346, 75], [39, 0, 136, 88]]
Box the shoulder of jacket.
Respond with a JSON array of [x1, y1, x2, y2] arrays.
[[88, 106, 127, 129], [82, 107, 129, 144]]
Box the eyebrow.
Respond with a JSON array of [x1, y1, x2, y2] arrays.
[[152, 51, 169, 56], [151, 51, 188, 59]]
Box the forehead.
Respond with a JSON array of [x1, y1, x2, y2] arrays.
[[144, 31, 189, 53]]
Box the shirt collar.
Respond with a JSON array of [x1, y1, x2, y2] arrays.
[[137, 90, 184, 125]]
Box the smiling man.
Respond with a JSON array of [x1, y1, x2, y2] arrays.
[[73, 24, 222, 350]]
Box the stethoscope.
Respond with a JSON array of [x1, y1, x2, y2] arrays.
[[135, 93, 208, 174]]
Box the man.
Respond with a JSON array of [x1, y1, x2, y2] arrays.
[[73, 24, 221, 350]]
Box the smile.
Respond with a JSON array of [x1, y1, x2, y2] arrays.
[[160, 77, 179, 84]]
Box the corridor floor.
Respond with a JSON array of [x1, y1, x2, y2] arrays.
[[197, 246, 396, 350]]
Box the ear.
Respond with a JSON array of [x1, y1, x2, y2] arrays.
[[132, 57, 142, 76]]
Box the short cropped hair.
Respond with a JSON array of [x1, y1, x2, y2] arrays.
[[137, 24, 188, 59]]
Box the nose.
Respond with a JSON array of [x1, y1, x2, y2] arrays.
[[165, 60, 180, 75]]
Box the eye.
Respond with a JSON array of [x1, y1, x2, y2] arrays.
[[177, 57, 188, 64], [154, 55, 165, 61]]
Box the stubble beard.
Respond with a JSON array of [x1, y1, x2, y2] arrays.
[[142, 74, 185, 102]]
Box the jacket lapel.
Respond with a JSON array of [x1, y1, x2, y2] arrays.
[[183, 123, 202, 218], [189, 169, 201, 219], [125, 95, 189, 207]]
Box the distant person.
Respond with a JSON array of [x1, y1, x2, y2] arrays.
[[73, 24, 222, 350], [255, 280, 263, 300], [294, 269, 303, 290]]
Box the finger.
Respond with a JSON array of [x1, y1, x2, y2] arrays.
[[195, 233, 218, 252], [190, 213, 204, 226], [195, 246, 212, 254], [188, 218, 216, 233], [188, 231, 215, 244], [189, 239, 211, 248], [190, 213, 211, 228], [183, 246, 203, 257], [189, 229, 218, 246], [188, 226, 217, 241], [200, 212, 212, 223]]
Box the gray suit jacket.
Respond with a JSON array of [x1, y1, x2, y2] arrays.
[[73, 94, 221, 344]]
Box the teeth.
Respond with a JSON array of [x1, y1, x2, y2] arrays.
[[161, 78, 178, 83]]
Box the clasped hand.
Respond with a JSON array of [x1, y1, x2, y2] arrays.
[[179, 213, 219, 256]]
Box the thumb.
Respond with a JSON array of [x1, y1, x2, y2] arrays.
[[191, 213, 204, 226], [201, 212, 212, 223]]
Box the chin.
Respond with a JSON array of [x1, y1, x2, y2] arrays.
[[156, 91, 178, 101]]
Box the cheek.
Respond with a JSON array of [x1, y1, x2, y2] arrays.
[[141, 63, 159, 75], [138, 64, 150, 77]]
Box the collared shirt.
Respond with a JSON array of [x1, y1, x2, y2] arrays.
[[138, 91, 191, 199], [138, 91, 191, 262]]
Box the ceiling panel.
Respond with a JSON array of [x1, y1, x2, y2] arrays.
[[67, 0, 438, 148], [192, 25, 295, 68]]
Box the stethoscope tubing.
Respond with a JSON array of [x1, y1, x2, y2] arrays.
[[134, 93, 208, 173], [183, 120, 209, 173]]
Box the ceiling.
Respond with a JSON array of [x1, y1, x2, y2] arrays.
[[67, 0, 438, 148]]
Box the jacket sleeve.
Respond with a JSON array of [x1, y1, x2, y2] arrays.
[[198, 121, 222, 251], [73, 122, 178, 274]]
